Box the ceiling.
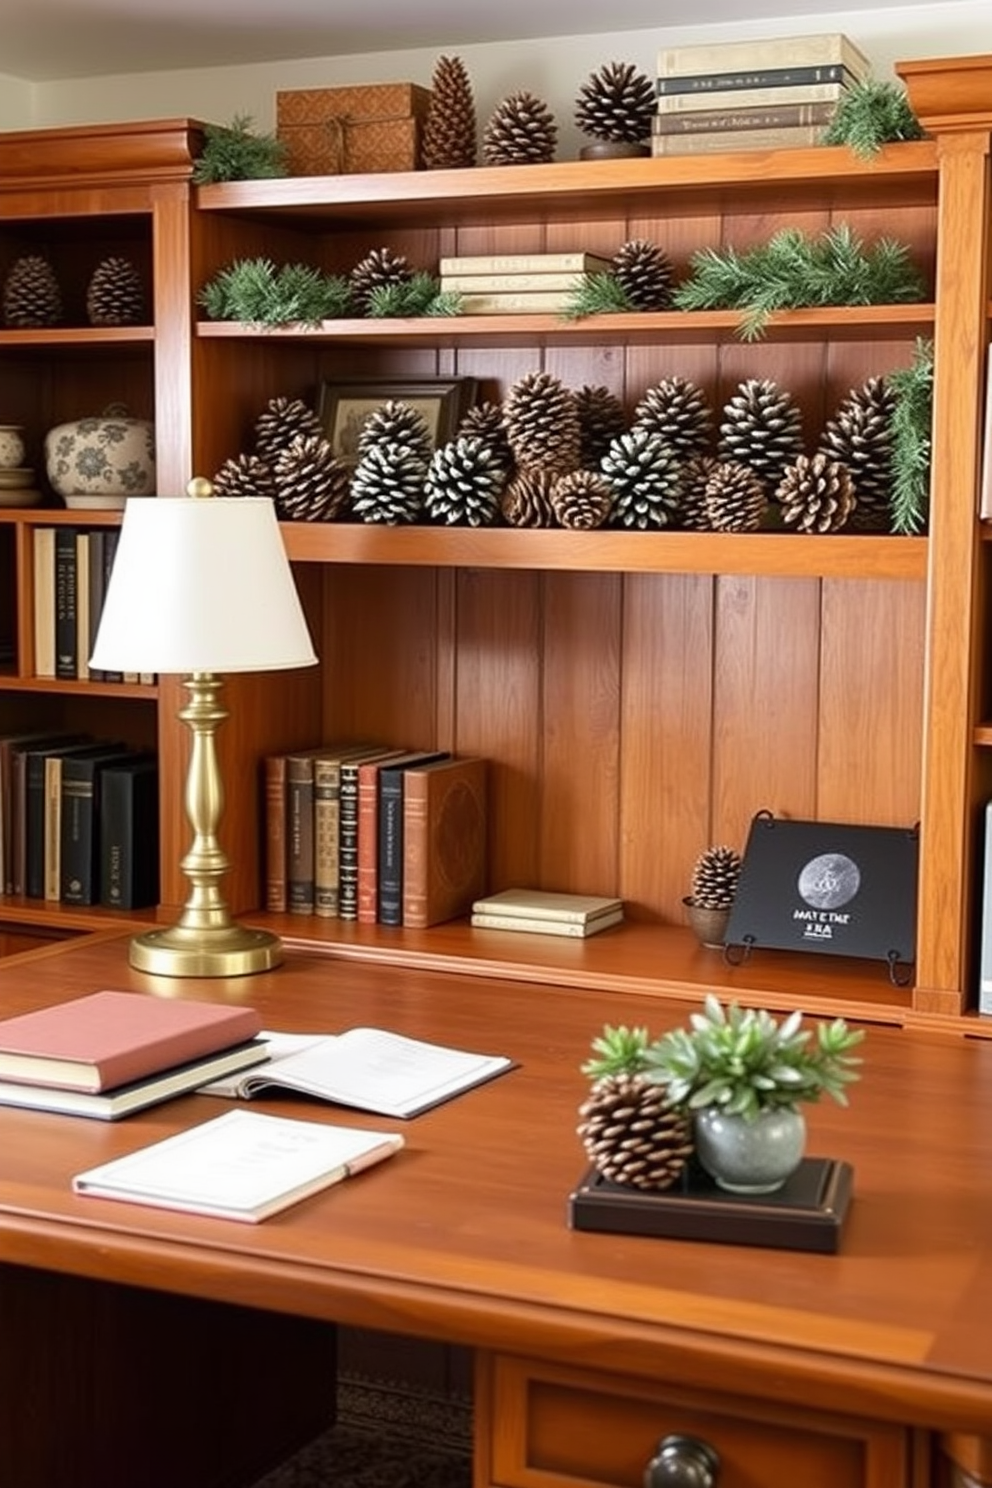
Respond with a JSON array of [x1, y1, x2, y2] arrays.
[[5, 0, 912, 83]]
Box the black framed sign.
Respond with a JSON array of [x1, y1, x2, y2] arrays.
[[725, 811, 918, 980]]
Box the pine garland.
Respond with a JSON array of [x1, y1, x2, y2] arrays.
[[367, 272, 460, 318], [822, 78, 926, 159], [560, 272, 635, 320], [197, 258, 354, 326], [192, 115, 287, 184], [887, 338, 933, 535]]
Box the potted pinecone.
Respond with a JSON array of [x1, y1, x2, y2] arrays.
[[574, 61, 655, 160], [683, 844, 742, 949], [578, 1025, 694, 1192]]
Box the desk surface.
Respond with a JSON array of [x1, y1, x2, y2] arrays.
[[2, 932, 992, 1437]]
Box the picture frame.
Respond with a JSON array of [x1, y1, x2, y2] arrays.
[[317, 376, 478, 464]]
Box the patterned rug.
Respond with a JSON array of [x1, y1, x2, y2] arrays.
[[249, 1375, 474, 1488]]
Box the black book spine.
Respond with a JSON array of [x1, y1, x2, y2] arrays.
[[60, 758, 115, 905], [377, 767, 406, 926], [100, 760, 159, 909], [54, 527, 77, 680], [100, 529, 124, 683], [24, 750, 53, 899], [286, 754, 315, 914]]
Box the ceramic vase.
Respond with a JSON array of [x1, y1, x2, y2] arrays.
[[694, 1106, 806, 1195], [44, 411, 155, 508], [0, 424, 26, 469]]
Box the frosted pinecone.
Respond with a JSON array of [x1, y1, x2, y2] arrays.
[[574, 62, 655, 145], [2, 253, 62, 327], [633, 376, 713, 458], [272, 434, 352, 521], [86, 255, 145, 326], [482, 91, 557, 165], [777, 452, 857, 533], [423, 436, 504, 526], [550, 469, 614, 529], [211, 452, 277, 501], [422, 54, 477, 169], [612, 239, 676, 312], [601, 429, 682, 530], [704, 458, 768, 533], [356, 399, 434, 466], [578, 1074, 693, 1191], [718, 378, 804, 493], [349, 247, 413, 312], [679, 454, 721, 531], [690, 845, 742, 910], [575, 385, 627, 467], [254, 396, 322, 463], [350, 442, 428, 524], [500, 468, 557, 527], [502, 370, 581, 475], [818, 376, 896, 532]]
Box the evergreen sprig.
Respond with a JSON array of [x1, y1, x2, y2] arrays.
[[671, 224, 925, 340], [560, 271, 635, 320], [192, 114, 288, 184], [888, 337, 934, 535], [367, 271, 458, 318], [822, 78, 926, 160], [197, 258, 354, 326]]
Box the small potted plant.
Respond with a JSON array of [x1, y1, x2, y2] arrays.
[[683, 844, 742, 948], [645, 994, 864, 1194]]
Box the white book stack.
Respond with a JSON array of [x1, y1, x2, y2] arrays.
[[439, 252, 612, 316], [471, 888, 624, 938]]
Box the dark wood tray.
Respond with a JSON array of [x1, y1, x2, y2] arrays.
[[568, 1157, 853, 1253]]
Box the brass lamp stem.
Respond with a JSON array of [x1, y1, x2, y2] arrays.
[[127, 672, 283, 977]]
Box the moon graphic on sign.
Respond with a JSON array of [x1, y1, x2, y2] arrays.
[[797, 853, 861, 910]]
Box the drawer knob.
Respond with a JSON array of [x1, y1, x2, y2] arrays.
[[644, 1434, 721, 1488]]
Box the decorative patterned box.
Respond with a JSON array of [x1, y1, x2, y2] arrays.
[[276, 83, 432, 175]]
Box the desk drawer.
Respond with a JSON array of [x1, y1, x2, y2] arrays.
[[477, 1353, 918, 1488]]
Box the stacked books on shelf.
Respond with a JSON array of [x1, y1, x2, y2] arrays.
[[264, 742, 487, 928], [0, 729, 159, 908], [438, 252, 613, 316], [471, 888, 624, 939], [0, 989, 269, 1120], [32, 523, 153, 684], [652, 32, 871, 156]]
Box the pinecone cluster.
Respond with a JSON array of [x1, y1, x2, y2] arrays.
[[578, 1073, 693, 1191], [689, 845, 742, 910], [211, 394, 351, 521]]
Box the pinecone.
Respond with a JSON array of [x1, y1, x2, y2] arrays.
[[777, 452, 857, 533], [601, 429, 682, 530], [718, 378, 805, 492], [254, 396, 322, 463], [502, 371, 581, 475], [612, 240, 676, 312], [211, 452, 277, 501], [422, 55, 476, 169], [2, 253, 62, 327], [482, 92, 557, 166], [578, 1073, 693, 1191], [550, 469, 613, 529], [818, 376, 896, 532], [690, 845, 742, 910], [500, 468, 557, 527], [350, 442, 428, 524], [85, 255, 145, 326], [458, 400, 514, 474], [349, 247, 413, 312], [575, 385, 627, 468], [704, 458, 768, 533], [633, 375, 713, 457], [423, 436, 504, 526], [574, 61, 655, 145], [272, 434, 352, 521], [679, 454, 721, 531], [356, 399, 434, 466]]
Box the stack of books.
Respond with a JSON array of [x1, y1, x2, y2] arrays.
[[471, 888, 624, 939], [0, 989, 269, 1120], [33, 523, 151, 684], [652, 33, 871, 157], [438, 252, 613, 316]]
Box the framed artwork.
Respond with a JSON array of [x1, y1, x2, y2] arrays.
[[317, 376, 478, 464]]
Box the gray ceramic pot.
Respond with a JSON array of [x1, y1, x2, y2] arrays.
[[694, 1105, 806, 1194]]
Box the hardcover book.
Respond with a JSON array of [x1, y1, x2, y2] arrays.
[[652, 123, 829, 156], [86, 528, 106, 680], [99, 752, 159, 910], [356, 748, 417, 924], [440, 271, 594, 292], [470, 909, 624, 938], [313, 742, 382, 917], [654, 80, 851, 113], [453, 290, 575, 316], [340, 746, 417, 921], [263, 752, 288, 912], [22, 735, 92, 899], [654, 63, 858, 95], [657, 32, 870, 78], [286, 747, 320, 914], [54, 525, 78, 679], [471, 888, 623, 923], [74, 530, 91, 680], [438, 252, 612, 276], [32, 526, 56, 679], [402, 755, 487, 928], [377, 751, 448, 926], [1, 730, 85, 895], [0, 989, 264, 1092], [652, 100, 838, 134], [60, 745, 141, 905]]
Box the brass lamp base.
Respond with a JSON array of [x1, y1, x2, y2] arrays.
[[128, 922, 284, 979]]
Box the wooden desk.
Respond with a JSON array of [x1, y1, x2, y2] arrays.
[[2, 933, 992, 1488]]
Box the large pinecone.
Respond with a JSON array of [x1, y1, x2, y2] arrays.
[[690, 845, 742, 910], [574, 61, 655, 145], [777, 452, 856, 533], [578, 1073, 693, 1191], [482, 92, 557, 165], [211, 452, 277, 501], [704, 458, 768, 533], [254, 396, 322, 463], [350, 442, 428, 524], [601, 429, 682, 530], [273, 433, 352, 521], [818, 375, 896, 532], [575, 385, 627, 467], [500, 468, 557, 527], [357, 399, 434, 466], [718, 378, 804, 493], [422, 54, 476, 169], [349, 247, 412, 312], [612, 239, 676, 311], [502, 371, 581, 475], [2, 253, 62, 327], [86, 255, 145, 326], [458, 400, 514, 475], [423, 436, 504, 526], [633, 375, 713, 458], [550, 469, 614, 529]]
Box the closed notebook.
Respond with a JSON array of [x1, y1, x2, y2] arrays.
[[471, 888, 622, 924], [0, 990, 263, 1093]]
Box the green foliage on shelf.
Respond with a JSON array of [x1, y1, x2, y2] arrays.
[[366, 271, 461, 318], [197, 258, 355, 326], [671, 223, 926, 340], [888, 337, 934, 535], [821, 78, 927, 160], [559, 271, 635, 320], [191, 114, 288, 184]]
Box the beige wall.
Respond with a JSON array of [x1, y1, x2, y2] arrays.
[[10, 1, 990, 152]]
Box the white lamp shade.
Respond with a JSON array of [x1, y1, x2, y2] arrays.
[[89, 495, 317, 674]]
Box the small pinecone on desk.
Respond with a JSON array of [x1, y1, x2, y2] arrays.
[[578, 1073, 693, 1191]]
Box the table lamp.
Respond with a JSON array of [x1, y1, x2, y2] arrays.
[[89, 479, 317, 977]]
